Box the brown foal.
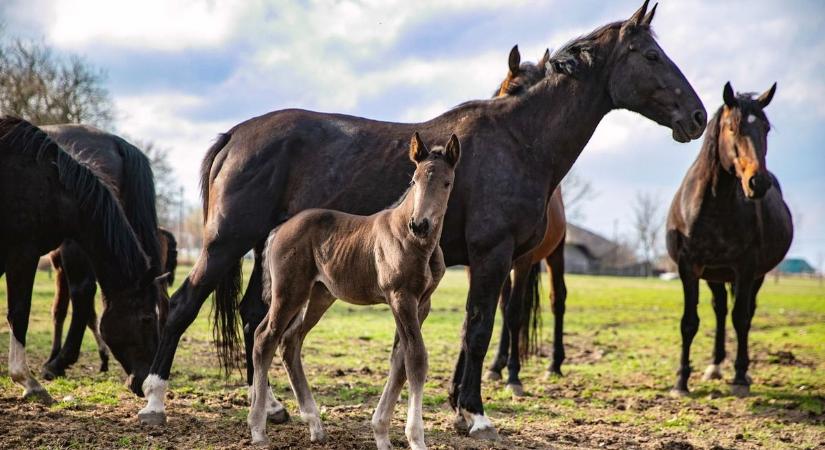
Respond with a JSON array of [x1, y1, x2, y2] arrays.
[[248, 133, 461, 449]]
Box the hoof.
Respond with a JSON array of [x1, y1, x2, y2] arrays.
[[484, 370, 502, 382], [138, 410, 167, 426], [669, 388, 689, 398], [251, 435, 270, 447], [41, 364, 65, 381], [24, 389, 55, 405], [452, 413, 469, 434], [702, 364, 723, 381], [310, 429, 327, 443], [506, 383, 525, 397], [544, 370, 562, 381], [731, 383, 750, 398], [469, 424, 500, 441], [267, 407, 289, 424]]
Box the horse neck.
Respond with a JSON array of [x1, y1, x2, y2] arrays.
[[507, 71, 614, 189]]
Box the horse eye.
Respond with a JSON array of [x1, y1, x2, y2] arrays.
[[645, 50, 659, 61]]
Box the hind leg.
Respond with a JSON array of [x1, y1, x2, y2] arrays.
[[485, 274, 511, 382], [44, 255, 69, 378], [703, 281, 728, 381], [547, 242, 567, 377], [281, 283, 335, 443], [6, 251, 53, 404], [503, 256, 532, 397], [87, 304, 110, 373], [249, 270, 313, 445]]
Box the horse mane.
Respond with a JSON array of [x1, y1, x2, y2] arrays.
[[0, 116, 149, 282]]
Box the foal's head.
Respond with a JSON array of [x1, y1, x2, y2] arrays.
[[406, 133, 461, 239], [494, 45, 549, 98], [716, 81, 777, 199]]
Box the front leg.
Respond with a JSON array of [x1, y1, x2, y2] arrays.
[[730, 269, 760, 397], [672, 259, 700, 396], [451, 239, 513, 440]]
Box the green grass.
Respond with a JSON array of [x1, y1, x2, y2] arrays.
[[1, 266, 823, 449]]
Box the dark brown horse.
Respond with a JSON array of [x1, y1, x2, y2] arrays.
[[667, 82, 792, 397], [43, 228, 177, 379], [0, 117, 164, 402], [140, 2, 706, 437], [484, 46, 570, 396], [248, 134, 459, 448]]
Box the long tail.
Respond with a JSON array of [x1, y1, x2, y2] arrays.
[[518, 262, 543, 361], [199, 132, 244, 373]]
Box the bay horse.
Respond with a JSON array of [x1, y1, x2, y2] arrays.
[[140, 2, 706, 437], [0, 117, 164, 402], [43, 227, 177, 379], [248, 133, 459, 448], [667, 82, 792, 397], [483, 45, 570, 396]]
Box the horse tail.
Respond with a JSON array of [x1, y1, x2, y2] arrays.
[[116, 137, 163, 276], [518, 262, 543, 361], [158, 228, 178, 285], [200, 133, 231, 223]]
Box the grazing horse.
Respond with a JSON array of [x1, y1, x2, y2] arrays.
[[43, 228, 177, 379], [667, 82, 792, 397], [0, 117, 164, 402], [140, 2, 706, 437], [248, 134, 459, 449], [484, 45, 570, 396]]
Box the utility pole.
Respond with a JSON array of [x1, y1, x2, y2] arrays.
[[178, 186, 184, 259]]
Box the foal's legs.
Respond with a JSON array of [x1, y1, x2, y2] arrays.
[[547, 241, 567, 377], [672, 260, 700, 396], [703, 281, 728, 381], [486, 274, 511, 382], [5, 252, 53, 403], [281, 283, 335, 443], [730, 273, 761, 397]]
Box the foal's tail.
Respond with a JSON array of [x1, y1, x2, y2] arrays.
[[518, 262, 543, 361]]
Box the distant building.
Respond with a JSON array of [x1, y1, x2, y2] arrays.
[[564, 224, 640, 275], [777, 258, 816, 275]]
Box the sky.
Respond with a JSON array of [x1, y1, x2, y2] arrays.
[[2, 0, 824, 266]]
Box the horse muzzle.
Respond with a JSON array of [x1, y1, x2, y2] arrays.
[[409, 218, 431, 238], [747, 173, 772, 199]]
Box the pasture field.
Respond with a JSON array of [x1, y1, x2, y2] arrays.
[[1, 266, 823, 449]]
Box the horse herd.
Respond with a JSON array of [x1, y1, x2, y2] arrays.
[[0, 1, 793, 448]]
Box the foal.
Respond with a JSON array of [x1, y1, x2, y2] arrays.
[[248, 133, 460, 449]]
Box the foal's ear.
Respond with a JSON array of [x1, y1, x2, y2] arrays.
[[757, 82, 777, 109], [409, 132, 430, 163], [538, 48, 551, 71], [445, 134, 461, 168], [508, 45, 521, 74], [723, 82, 737, 108]]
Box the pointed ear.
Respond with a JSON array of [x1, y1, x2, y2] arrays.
[[444, 134, 461, 168], [538, 48, 550, 71], [642, 2, 657, 25], [626, 0, 649, 27], [508, 45, 521, 74], [723, 82, 737, 108], [757, 82, 777, 109], [409, 132, 429, 163]]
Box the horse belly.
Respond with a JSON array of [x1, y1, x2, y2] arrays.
[[315, 263, 383, 306]]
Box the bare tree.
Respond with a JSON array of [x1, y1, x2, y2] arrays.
[[632, 191, 663, 277], [0, 34, 113, 127], [561, 168, 597, 222]]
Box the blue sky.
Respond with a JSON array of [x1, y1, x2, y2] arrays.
[[3, 0, 824, 265]]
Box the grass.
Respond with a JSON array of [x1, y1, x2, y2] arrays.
[[1, 265, 823, 449]]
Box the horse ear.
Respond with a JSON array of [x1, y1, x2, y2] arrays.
[[409, 132, 429, 163], [445, 134, 461, 168], [508, 45, 521, 74], [538, 48, 550, 71], [625, 0, 649, 28], [723, 82, 737, 108], [757, 82, 777, 109], [642, 2, 657, 26]]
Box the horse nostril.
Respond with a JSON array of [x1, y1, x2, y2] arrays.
[[421, 218, 430, 233], [692, 110, 706, 128]]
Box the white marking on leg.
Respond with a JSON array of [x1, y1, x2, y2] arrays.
[[265, 386, 286, 415], [8, 332, 46, 396], [703, 363, 723, 380], [139, 374, 168, 415], [460, 409, 494, 435], [406, 387, 426, 450]]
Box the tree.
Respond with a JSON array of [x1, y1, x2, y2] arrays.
[[0, 33, 113, 127], [561, 168, 596, 222], [632, 191, 663, 277]]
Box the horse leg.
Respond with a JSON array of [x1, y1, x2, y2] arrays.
[[282, 283, 335, 443], [240, 243, 288, 424], [87, 302, 110, 373], [51, 274, 96, 377], [730, 271, 760, 397], [503, 256, 533, 397], [485, 274, 511, 382], [248, 274, 311, 445], [703, 281, 728, 381], [450, 239, 513, 440], [672, 260, 699, 396], [44, 258, 69, 378], [6, 251, 53, 404], [547, 241, 567, 377]]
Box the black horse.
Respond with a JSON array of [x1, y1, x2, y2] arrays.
[[0, 117, 165, 401], [667, 82, 792, 397], [139, 2, 706, 438]]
